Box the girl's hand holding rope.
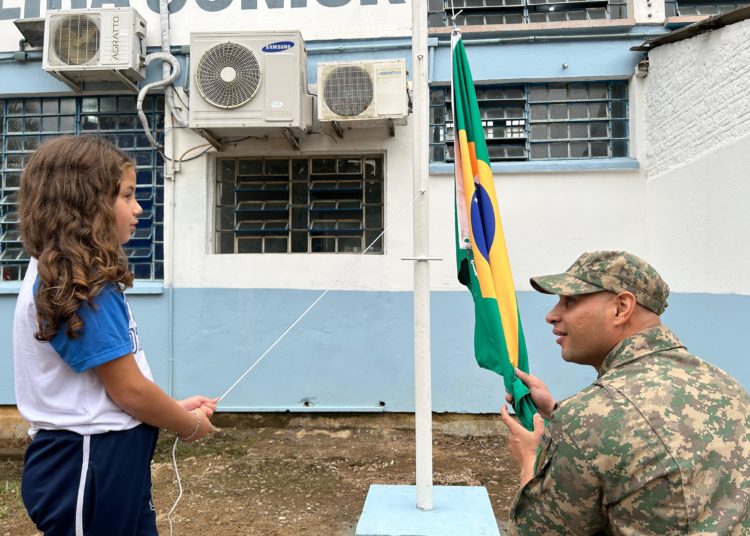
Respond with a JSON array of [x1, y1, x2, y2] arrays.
[[178, 396, 219, 417], [177, 396, 219, 442], [167, 397, 217, 533], [177, 405, 216, 442]]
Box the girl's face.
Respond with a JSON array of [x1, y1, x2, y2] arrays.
[[113, 167, 142, 244]]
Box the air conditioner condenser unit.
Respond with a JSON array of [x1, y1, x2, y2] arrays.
[[188, 31, 313, 133], [317, 59, 408, 125], [42, 8, 146, 84]]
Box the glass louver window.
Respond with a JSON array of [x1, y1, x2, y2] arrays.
[[0, 96, 165, 282], [429, 81, 629, 163], [216, 156, 385, 254]]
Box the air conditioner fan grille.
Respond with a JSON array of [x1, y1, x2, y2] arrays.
[[323, 66, 374, 118], [53, 15, 100, 66], [196, 42, 261, 109]]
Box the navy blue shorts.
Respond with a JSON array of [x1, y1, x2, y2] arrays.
[[21, 423, 159, 536]]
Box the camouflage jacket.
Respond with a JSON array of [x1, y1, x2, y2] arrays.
[[508, 325, 750, 535]]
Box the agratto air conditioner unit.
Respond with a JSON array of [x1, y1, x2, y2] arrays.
[[188, 31, 313, 133], [317, 59, 408, 125], [42, 8, 146, 85]]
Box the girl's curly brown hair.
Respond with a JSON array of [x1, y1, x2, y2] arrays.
[[19, 136, 136, 341]]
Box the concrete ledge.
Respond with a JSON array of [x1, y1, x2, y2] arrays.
[[356, 484, 501, 536], [430, 157, 640, 175], [212, 412, 509, 438], [0, 410, 510, 441]]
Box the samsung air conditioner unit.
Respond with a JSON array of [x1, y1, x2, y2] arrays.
[[188, 31, 313, 133], [42, 8, 146, 85], [317, 59, 408, 125]]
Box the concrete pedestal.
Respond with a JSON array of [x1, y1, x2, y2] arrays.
[[355, 484, 501, 536]]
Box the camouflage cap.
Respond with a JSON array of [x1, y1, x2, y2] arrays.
[[530, 251, 669, 315]]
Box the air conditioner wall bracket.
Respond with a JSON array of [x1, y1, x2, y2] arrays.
[[331, 121, 344, 138], [50, 71, 82, 92], [195, 128, 224, 152], [281, 128, 301, 151], [110, 70, 140, 93]]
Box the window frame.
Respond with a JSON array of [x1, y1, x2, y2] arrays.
[[664, 0, 750, 16], [428, 0, 628, 27], [215, 154, 386, 255]]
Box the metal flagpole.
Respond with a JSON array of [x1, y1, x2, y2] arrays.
[[411, 0, 433, 511], [359, 7, 500, 533]]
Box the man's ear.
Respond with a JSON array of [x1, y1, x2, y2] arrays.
[[613, 292, 637, 324]]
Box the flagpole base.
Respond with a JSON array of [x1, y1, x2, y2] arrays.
[[355, 484, 502, 536]]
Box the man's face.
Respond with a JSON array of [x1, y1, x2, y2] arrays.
[[545, 291, 619, 369]]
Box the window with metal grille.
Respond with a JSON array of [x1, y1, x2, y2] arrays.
[[664, 0, 750, 16], [0, 96, 165, 282], [428, 0, 627, 27], [216, 156, 384, 254], [429, 81, 628, 163]]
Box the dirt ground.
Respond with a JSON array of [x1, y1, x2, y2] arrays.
[[0, 413, 516, 535]]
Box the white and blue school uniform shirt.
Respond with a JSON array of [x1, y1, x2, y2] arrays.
[[13, 258, 154, 437]]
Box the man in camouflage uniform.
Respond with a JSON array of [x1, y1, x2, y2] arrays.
[[500, 251, 750, 535]]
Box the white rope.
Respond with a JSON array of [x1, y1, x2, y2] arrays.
[[449, 0, 462, 27], [166, 190, 423, 532], [167, 437, 182, 536]]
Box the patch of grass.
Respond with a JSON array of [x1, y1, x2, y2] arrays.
[[152, 430, 254, 463], [0, 478, 23, 520]]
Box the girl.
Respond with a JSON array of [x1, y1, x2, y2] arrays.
[[13, 135, 216, 535]]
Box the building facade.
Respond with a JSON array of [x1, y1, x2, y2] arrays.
[[1, 0, 748, 411]]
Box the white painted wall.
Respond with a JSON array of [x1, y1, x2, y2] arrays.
[[169, 123, 418, 291], [428, 169, 649, 292], [169, 125, 651, 293], [632, 0, 666, 24], [641, 18, 750, 296], [0, 0, 411, 52], [645, 18, 750, 179], [428, 74, 652, 294], [177, 163, 652, 292], [645, 133, 750, 295], [169, 71, 655, 295]]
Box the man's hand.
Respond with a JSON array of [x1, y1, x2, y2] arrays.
[[506, 368, 557, 420], [500, 406, 545, 487]]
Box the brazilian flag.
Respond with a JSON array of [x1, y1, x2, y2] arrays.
[[451, 31, 538, 431]]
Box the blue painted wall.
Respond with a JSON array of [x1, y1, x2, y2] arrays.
[[0, 296, 13, 402], [0, 33, 657, 94], [429, 37, 652, 84], [3, 289, 749, 410]]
